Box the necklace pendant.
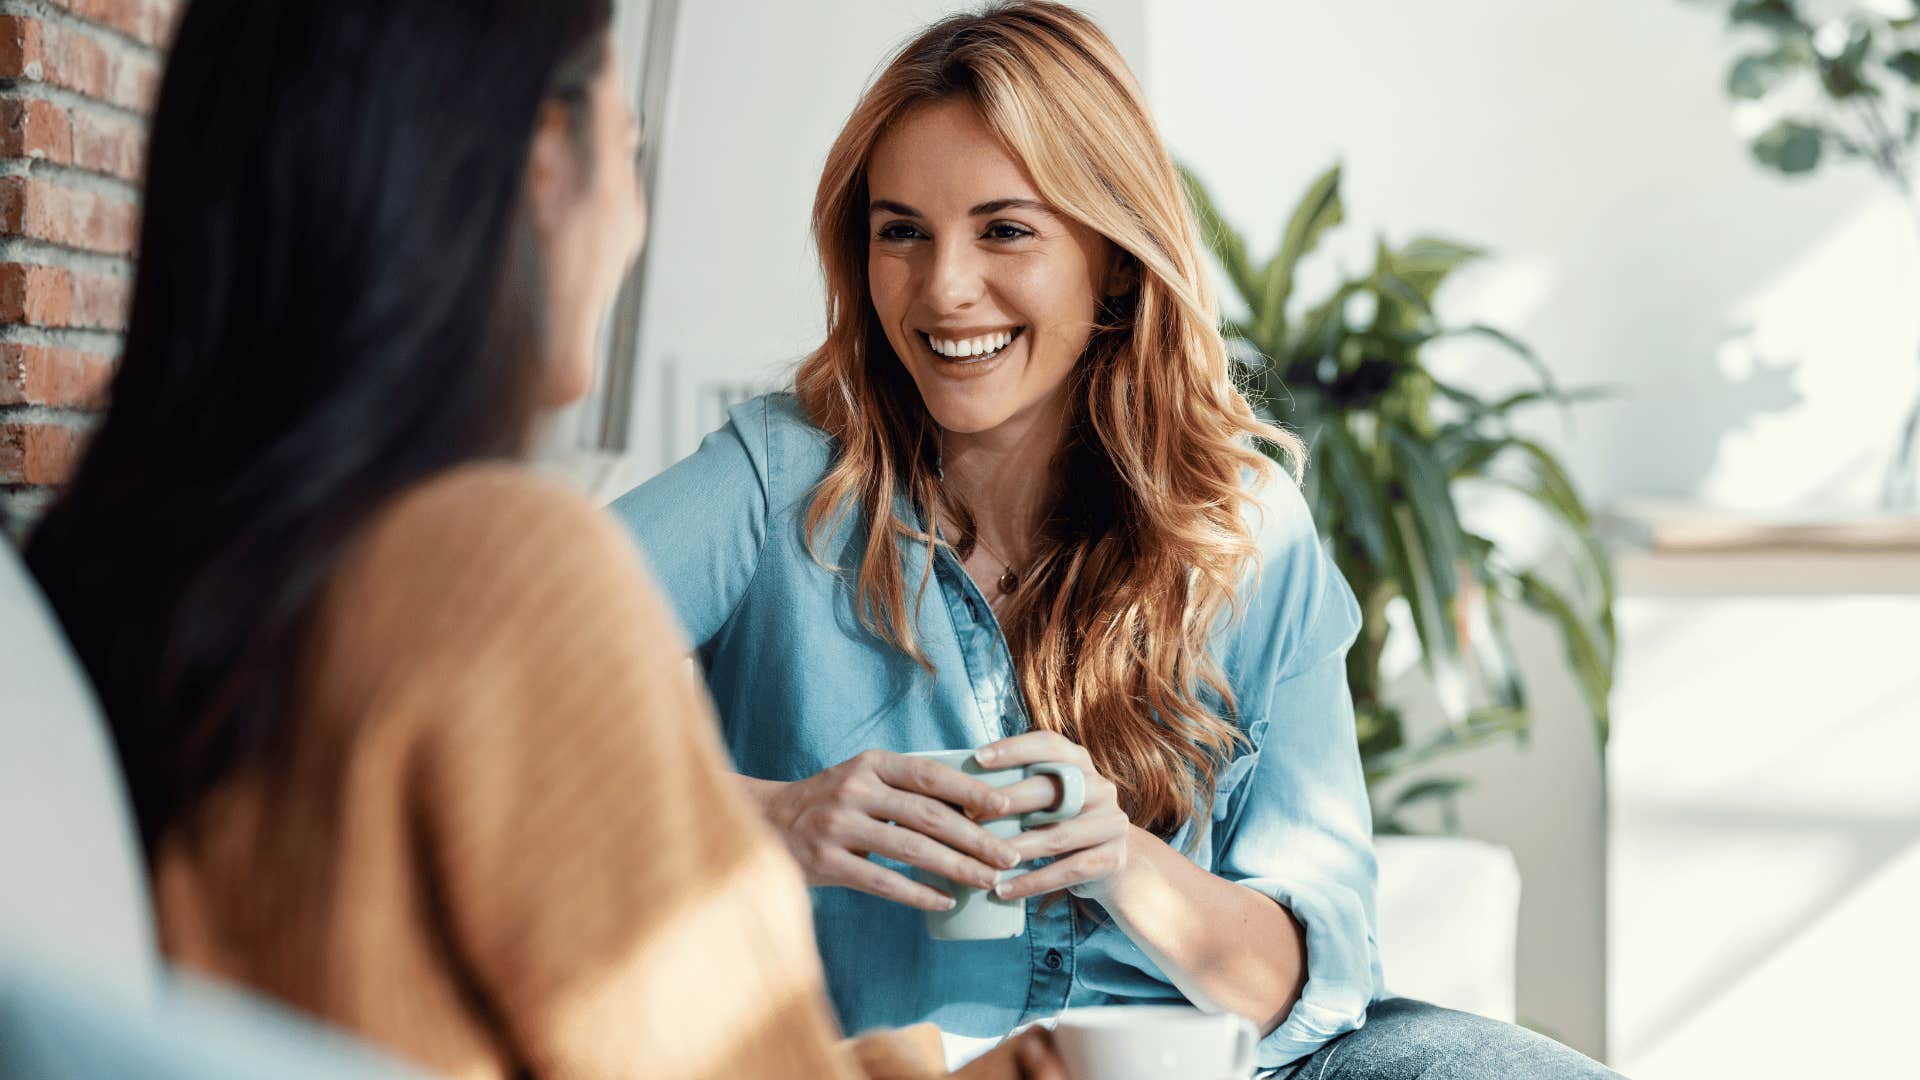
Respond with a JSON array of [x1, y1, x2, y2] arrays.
[[997, 567, 1020, 595]]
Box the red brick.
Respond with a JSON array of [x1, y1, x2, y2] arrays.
[[70, 107, 142, 180], [0, 262, 70, 325], [69, 270, 129, 328], [0, 98, 75, 163], [0, 419, 88, 484], [0, 176, 138, 256], [46, 0, 180, 49], [0, 342, 113, 407], [0, 15, 162, 112], [0, 262, 129, 329]]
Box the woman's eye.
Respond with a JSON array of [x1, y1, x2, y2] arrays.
[[877, 223, 923, 241], [986, 222, 1034, 241]]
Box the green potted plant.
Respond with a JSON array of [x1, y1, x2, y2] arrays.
[[1684, 0, 1920, 507], [1179, 163, 1616, 834]]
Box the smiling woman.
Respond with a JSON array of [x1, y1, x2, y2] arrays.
[[864, 112, 1122, 439], [610, 3, 1621, 1077]]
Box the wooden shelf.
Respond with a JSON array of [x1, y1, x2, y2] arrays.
[[1601, 500, 1920, 556]]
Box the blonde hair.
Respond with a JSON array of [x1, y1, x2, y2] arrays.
[[795, 1, 1306, 838]]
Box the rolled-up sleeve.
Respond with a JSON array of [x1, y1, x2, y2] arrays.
[[1210, 475, 1381, 1069], [606, 400, 772, 652]]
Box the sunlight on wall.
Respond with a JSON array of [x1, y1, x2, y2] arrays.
[[1699, 193, 1920, 511], [1608, 593, 1920, 1078]]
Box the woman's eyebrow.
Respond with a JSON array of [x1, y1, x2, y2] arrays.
[[968, 197, 1051, 216], [867, 197, 1054, 217]]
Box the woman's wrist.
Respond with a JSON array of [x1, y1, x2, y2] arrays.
[[735, 774, 789, 822], [1084, 824, 1161, 912]]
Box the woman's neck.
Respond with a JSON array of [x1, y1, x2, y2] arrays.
[[938, 397, 1068, 566]]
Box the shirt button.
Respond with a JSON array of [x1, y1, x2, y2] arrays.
[[1044, 949, 1064, 971]]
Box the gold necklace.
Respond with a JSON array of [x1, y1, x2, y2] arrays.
[[970, 530, 1025, 597], [934, 430, 1026, 596]]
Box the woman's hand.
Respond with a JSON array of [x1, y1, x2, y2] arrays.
[[759, 751, 1023, 911], [975, 731, 1134, 903]]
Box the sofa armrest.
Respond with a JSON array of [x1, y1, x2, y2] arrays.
[[0, 962, 433, 1079], [1374, 835, 1520, 1022]]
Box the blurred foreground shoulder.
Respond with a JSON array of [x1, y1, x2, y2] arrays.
[[320, 462, 687, 671]]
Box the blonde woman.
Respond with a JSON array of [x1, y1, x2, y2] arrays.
[[615, 4, 1618, 1077]]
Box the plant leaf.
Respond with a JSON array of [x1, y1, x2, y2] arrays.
[[1729, 0, 1806, 32], [1887, 49, 1920, 83], [1508, 570, 1613, 745], [1387, 235, 1486, 310], [1363, 708, 1529, 781], [1253, 164, 1344, 353], [1316, 420, 1392, 571], [1178, 163, 1261, 312], [1459, 531, 1528, 716], [1386, 776, 1472, 832], [1385, 425, 1474, 725], [1728, 51, 1795, 98], [1817, 22, 1875, 99], [1285, 279, 1367, 366], [1751, 118, 1826, 173]]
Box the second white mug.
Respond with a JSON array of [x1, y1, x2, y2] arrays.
[[1051, 1004, 1258, 1080]]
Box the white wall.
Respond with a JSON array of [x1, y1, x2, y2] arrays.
[[1145, 0, 1911, 512], [1142, 0, 1917, 1061], [623, 0, 1146, 473], [1605, 571, 1920, 1079]]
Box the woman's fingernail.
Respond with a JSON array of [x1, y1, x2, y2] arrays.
[[975, 748, 997, 764], [999, 849, 1020, 869], [941, 896, 957, 911], [994, 883, 1016, 899]]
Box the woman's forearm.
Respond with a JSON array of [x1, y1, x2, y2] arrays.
[[1098, 825, 1307, 1034]]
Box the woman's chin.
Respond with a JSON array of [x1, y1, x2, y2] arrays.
[[918, 394, 1015, 436], [538, 353, 597, 408]]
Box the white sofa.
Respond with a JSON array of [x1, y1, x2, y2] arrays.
[[0, 539, 426, 1078], [1375, 835, 1520, 1022]]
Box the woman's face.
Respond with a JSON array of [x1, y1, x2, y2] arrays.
[[866, 99, 1120, 439], [529, 39, 647, 408]]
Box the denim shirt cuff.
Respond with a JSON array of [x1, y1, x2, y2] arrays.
[[1231, 876, 1376, 1068]]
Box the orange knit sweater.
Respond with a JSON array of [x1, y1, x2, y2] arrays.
[[150, 465, 941, 1080]]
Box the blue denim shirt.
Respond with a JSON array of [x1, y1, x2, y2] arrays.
[[609, 393, 1382, 1069]]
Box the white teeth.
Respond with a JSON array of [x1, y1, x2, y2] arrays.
[[927, 328, 1018, 359]]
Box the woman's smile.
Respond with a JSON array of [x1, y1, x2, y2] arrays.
[[916, 325, 1026, 379]]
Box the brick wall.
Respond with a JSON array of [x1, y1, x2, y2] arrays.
[[0, 0, 175, 534]]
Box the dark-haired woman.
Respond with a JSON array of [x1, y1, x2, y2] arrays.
[[24, 2, 1057, 1077]]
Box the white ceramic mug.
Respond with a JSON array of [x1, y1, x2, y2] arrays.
[[905, 749, 1084, 941], [1052, 1005, 1258, 1080]]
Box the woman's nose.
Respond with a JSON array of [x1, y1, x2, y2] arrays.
[[922, 238, 985, 312]]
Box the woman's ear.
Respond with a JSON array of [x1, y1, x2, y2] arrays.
[[525, 101, 579, 234]]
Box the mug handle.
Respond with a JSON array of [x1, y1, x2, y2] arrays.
[[1018, 763, 1084, 826], [1225, 1013, 1258, 1076]]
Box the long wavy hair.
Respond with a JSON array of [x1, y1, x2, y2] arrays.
[[795, 1, 1306, 838], [26, 0, 614, 854]]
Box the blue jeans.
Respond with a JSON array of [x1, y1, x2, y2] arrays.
[[1267, 998, 1625, 1079]]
